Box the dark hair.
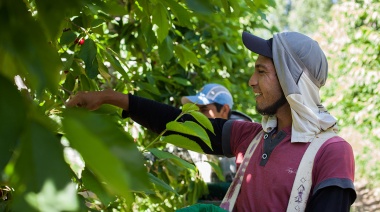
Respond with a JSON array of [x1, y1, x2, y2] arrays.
[[213, 103, 232, 119]]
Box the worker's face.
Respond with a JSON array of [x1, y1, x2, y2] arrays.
[[198, 103, 229, 119], [249, 55, 287, 115]]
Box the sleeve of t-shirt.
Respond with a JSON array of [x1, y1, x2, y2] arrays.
[[305, 186, 356, 212], [311, 138, 356, 201], [122, 94, 227, 155], [222, 120, 263, 157]]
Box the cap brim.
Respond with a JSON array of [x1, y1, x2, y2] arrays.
[[242, 31, 273, 58]]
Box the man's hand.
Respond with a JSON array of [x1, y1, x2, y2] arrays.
[[65, 89, 130, 111], [65, 91, 105, 110]]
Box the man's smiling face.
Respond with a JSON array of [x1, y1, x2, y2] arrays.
[[249, 55, 287, 116]]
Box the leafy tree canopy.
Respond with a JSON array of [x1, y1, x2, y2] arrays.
[[0, 0, 275, 210]]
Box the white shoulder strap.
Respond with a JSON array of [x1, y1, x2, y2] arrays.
[[220, 130, 264, 211], [286, 130, 337, 212]]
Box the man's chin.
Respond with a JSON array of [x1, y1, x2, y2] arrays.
[[256, 106, 275, 116]]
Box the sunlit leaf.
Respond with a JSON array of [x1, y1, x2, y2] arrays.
[[166, 121, 212, 150], [182, 103, 199, 113], [152, 3, 169, 43], [189, 111, 214, 134], [25, 179, 79, 211], [161, 134, 204, 153]]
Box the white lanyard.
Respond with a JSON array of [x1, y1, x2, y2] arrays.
[[287, 130, 336, 211], [220, 131, 264, 211]]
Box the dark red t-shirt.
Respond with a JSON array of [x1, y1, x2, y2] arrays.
[[222, 121, 355, 211]]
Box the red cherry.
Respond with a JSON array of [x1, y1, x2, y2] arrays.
[[78, 39, 85, 45], [74, 38, 79, 44]]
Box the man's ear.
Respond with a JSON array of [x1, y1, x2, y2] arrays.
[[221, 104, 230, 119]]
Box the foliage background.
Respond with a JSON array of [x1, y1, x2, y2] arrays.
[[1, 0, 379, 211]]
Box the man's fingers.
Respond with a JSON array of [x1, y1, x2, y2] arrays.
[[65, 96, 81, 108]]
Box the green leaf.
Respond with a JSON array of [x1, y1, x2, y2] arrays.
[[24, 179, 79, 212], [182, 103, 199, 113], [166, 121, 211, 149], [172, 77, 192, 86], [91, 19, 105, 28], [0, 0, 61, 95], [35, 0, 81, 40], [220, 0, 231, 15], [228, 0, 241, 15], [103, 50, 129, 80], [220, 52, 232, 69], [151, 3, 169, 43], [63, 109, 148, 205], [136, 81, 161, 96], [11, 118, 78, 211], [96, 54, 112, 82], [78, 39, 99, 79], [162, 0, 192, 27], [0, 76, 26, 173], [62, 72, 75, 93], [140, 18, 156, 53], [182, 44, 199, 66], [161, 134, 204, 153], [149, 148, 195, 170], [158, 36, 174, 64], [81, 168, 116, 206], [185, 0, 215, 15], [79, 74, 92, 91], [148, 173, 177, 194], [134, 0, 150, 17], [206, 161, 225, 182], [61, 52, 75, 70], [174, 44, 200, 69], [60, 31, 77, 46], [244, 0, 256, 10], [189, 111, 214, 134], [225, 42, 237, 54]]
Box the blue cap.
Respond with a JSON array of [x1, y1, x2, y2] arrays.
[[181, 83, 233, 108]]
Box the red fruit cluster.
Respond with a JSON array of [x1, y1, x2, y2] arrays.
[[74, 38, 85, 45]]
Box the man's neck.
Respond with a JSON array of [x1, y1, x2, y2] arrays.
[[275, 103, 292, 131]]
